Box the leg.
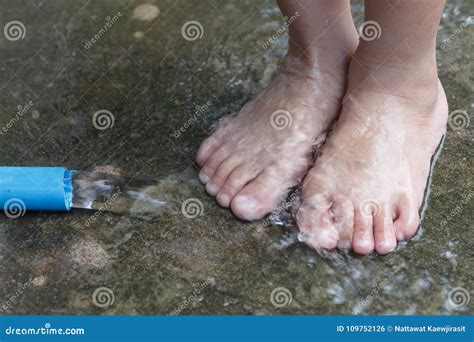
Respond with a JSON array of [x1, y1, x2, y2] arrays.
[[297, 0, 448, 254], [196, 1, 358, 220], [278, 0, 358, 67]]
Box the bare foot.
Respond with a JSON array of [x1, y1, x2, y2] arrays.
[[296, 0, 448, 255], [196, 54, 351, 220], [297, 68, 448, 254]]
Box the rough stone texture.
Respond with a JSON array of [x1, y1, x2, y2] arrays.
[[0, 0, 472, 315]]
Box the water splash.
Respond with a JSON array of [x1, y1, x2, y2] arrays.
[[266, 135, 446, 247], [71, 167, 201, 219]]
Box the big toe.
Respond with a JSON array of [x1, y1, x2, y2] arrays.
[[230, 170, 293, 221], [296, 194, 340, 251]]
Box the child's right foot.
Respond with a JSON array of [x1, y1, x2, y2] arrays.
[[196, 0, 359, 220], [196, 52, 352, 220]]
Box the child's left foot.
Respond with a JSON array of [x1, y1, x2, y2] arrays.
[[195, 54, 351, 220], [297, 63, 448, 254]]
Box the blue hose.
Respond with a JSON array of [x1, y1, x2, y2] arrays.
[[0, 167, 73, 213]]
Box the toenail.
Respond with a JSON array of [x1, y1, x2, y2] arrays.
[[354, 238, 373, 250], [376, 240, 396, 254], [232, 195, 260, 220], [206, 183, 219, 195], [338, 239, 351, 249], [317, 230, 338, 250], [199, 172, 210, 184], [233, 195, 258, 209], [217, 193, 230, 206]]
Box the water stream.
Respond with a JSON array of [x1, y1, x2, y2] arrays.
[[71, 133, 443, 229], [71, 167, 202, 220]]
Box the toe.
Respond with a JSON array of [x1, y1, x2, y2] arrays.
[[205, 156, 242, 196], [196, 136, 220, 166], [296, 193, 339, 251], [393, 192, 420, 241], [332, 198, 354, 250], [373, 203, 397, 254], [231, 170, 292, 221], [198, 147, 230, 184], [216, 164, 260, 208], [352, 209, 375, 254]]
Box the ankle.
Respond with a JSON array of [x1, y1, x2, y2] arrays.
[[280, 0, 359, 69], [285, 36, 358, 73], [349, 47, 439, 100]]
